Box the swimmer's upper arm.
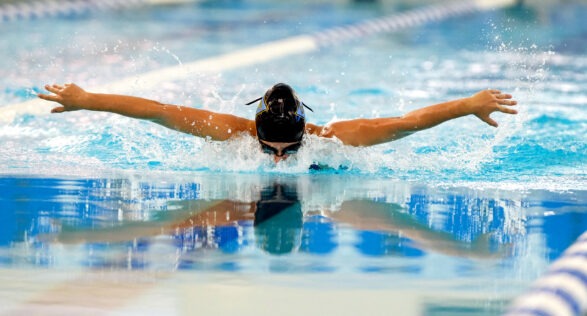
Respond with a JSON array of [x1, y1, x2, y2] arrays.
[[309, 118, 413, 147], [305, 123, 324, 136], [157, 105, 256, 141]]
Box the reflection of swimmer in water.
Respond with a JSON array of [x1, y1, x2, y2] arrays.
[[46, 183, 303, 255], [45, 182, 506, 258], [38, 82, 517, 163], [253, 183, 303, 255]]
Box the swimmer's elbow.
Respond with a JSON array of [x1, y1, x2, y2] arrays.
[[330, 120, 413, 146]]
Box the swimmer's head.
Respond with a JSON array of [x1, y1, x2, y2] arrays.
[[250, 83, 311, 143]]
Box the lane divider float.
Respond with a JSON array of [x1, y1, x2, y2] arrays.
[[505, 232, 587, 316], [0, 0, 196, 22]]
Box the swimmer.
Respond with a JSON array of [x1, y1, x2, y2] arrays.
[[38, 82, 517, 162]]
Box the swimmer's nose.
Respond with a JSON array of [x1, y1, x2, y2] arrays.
[[273, 154, 289, 163]]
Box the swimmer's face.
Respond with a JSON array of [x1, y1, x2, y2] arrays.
[[259, 140, 301, 163]]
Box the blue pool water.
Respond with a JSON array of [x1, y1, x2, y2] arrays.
[[1, 0, 586, 315]]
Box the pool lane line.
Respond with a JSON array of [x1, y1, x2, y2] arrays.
[[504, 231, 587, 316], [0, 0, 198, 22], [0, 0, 516, 123]]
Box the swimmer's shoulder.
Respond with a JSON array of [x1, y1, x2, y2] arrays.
[[305, 123, 325, 137]]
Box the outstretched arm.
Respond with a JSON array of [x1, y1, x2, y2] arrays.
[[38, 83, 255, 141], [310, 89, 517, 146]]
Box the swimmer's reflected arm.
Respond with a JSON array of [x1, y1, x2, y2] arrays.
[[328, 200, 505, 258], [312, 90, 517, 146], [38, 83, 255, 141], [40, 199, 255, 244]]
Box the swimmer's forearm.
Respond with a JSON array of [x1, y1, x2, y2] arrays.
[[318, 98, 469, 146], [86, 93, 255, 140], [40, 83, 165, 119], [362, 97, 488, 142], [84, 92, 169, 119], [401, 89, 517, 130], [400, 98, 470, 131]]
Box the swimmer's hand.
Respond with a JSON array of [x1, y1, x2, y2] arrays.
[[38, 83, 89, 113], [466, 89, 517, 127]]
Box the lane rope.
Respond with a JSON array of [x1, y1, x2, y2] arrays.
[[504, 231, 587, 316], [0, 0, 195, 22], [0, 0, 515, 122]]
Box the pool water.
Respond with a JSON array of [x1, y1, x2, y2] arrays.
[[2, 174, 585, 315], [1, 0, 586, 315]]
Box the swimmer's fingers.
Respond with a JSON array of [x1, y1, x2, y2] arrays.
[[498, 99, 517, 106], [38, 85, 65, 104], [489, 90, 516, 102], [37, 92, 67, 113], [51, 106, 67, 113], [478, 105, 517, 128], [479, 114, 499, 128], [43, 83, 77, 96], [38, 83, 85, 113], [37, 89, 65, 112], [37, 92, 60, 102], [496, 93, 516, 102], [37, 92, 70, 114], [44, 84, 64, 94], [491, 90, 515, 101], [490, 90, 518, 114], [497, 104, 518, 115], [36, 93, 67, 113], [496, 95, 518, 115]]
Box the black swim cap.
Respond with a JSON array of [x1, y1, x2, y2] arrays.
[[254, 83, 306, 142]]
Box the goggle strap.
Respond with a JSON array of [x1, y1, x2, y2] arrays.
[[245, 97, 314, 112], [245, 97, 262, 105], [302, 102, 314, 112]]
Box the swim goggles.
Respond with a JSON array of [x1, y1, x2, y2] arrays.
[[260, 141, 302, 156]]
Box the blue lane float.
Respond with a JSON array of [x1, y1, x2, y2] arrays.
[[505, 231, 587, 316]]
